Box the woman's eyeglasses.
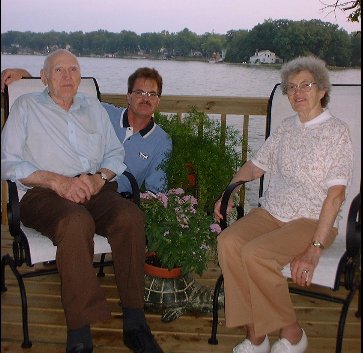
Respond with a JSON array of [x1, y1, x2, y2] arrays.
[[283, 81, 317, 94]]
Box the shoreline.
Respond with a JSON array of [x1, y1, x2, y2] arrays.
[[2, 52, 361, 70]]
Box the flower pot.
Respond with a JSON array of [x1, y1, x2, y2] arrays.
[[144, 252, 182, 279]]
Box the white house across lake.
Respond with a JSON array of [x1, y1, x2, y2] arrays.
[[249, 49, 282, 64]]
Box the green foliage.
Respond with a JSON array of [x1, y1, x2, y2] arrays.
[[1, 17, 361, 67], [224, 19, 360, 67], [155, 109, 242, 214], [142, 189, 221, 275]]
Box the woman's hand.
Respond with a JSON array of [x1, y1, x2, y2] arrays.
[[290, 246, 322, 287], [214, 195, 234, 222]]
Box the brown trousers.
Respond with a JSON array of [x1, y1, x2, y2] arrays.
[[20, 182, 146, 329], [217, 207, 337, 337]]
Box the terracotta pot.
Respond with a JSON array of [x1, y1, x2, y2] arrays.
[[144, 252, 182, 279]]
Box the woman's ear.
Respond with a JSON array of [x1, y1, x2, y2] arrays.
[[40, 69, 47, 86]]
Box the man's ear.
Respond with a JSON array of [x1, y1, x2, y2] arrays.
[[40, 69, 47, 86], [126, 93, 131, 106]]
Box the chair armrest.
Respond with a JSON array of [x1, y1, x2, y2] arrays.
[[220, 181, 246, 230], [121, 170, 141, 207], [6, 180, 21, 239], [346, 192, 361, 258]]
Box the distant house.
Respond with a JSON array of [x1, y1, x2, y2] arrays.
[[249, 50, 281, 64]]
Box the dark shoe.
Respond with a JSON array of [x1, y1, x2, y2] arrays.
[[123, 325, 164, 353], [66, 343, 93, 353]]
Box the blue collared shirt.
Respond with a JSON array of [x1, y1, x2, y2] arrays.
[[1, 89, 126, 190], [102, 103, 172, 193]]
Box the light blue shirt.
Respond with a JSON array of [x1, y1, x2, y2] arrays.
[[102, 103, 172, 193], [1, 89, 126, 191]]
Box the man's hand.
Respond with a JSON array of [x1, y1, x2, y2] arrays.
[[1, 68, 32, 92], [54, 174, 105, 203]]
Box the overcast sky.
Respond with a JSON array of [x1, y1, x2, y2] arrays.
[[1, 0, 361, 35]]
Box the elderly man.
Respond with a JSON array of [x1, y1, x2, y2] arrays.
[[1, 49, 163, 353], [1, 66, 172, 195]]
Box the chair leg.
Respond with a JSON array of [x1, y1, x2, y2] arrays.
[[208, 273, 224, 345], [97, 253, 106, 277], [355, 282, 361, 318], [1, 255, 9, 292], [335, 288, 357, 353], [3, 254, 32, 348]]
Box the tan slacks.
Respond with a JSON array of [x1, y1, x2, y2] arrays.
[[217, 207, 337, 337], [20, 182, 146, 329]]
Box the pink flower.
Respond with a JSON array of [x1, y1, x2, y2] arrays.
[[158, 193, 168, 208], [169, 188, 184, 195], [140, 192, 154, 200], [210, 223, 222, 234]]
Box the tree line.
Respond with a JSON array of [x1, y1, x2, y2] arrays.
[[1, 19, 361, 67]]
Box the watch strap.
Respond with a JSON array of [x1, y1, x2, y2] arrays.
[[96, 171, 109, 183]]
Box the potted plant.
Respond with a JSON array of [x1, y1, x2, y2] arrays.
[[155, 109, 242, 214], [141, 188, 221, 277]]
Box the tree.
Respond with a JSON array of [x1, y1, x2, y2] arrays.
[[350, 31, 361, 65], [200, 33, 225, 58], [320, 0, 361, 23]]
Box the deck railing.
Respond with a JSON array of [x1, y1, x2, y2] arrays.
[[1, 94, 269, 225]]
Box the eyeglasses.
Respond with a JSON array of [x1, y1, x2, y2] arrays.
[[283, 81, 317, 94], [131, 89, 160, 99]]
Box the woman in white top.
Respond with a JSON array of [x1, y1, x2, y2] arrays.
[[214, 56, 353, 353]]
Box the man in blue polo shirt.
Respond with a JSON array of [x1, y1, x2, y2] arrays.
[[1, 67, 172, 194], [102, 67, 172, 194]]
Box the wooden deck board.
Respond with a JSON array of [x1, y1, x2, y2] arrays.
[[1, 226, 361, 353]]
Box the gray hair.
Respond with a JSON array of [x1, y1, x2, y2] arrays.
[[43, 49, 80, 73], [280, 56, 331, 107]]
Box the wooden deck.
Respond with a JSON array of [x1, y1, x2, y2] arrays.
[[1, 225, 361, 353]]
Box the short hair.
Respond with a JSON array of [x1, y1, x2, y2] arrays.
[[280, 56, 331, 107], [43, 49, 80, 73], [128, 67, 163, 96]]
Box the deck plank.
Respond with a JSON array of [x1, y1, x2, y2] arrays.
[[1, 225, 361, 353]]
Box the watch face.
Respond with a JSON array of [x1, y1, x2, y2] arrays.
[[97, 172, 108, 182], [313, 241, 323, 248]]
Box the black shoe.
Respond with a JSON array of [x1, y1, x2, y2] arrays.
[[123, 325, 164, 353], [66, 343, 93, 353]]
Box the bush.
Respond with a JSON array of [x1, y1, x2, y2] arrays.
[[155, 108, 243, 214]]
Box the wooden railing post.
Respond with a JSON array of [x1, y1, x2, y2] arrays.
[[220, 113, 227, 147], [239, 114, 250, 209]]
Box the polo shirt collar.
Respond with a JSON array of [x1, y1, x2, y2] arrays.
[[122, 109, 155, 137]]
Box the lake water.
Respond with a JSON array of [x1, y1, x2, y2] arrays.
[[1, 55, 361, 208], [1, 54, 361, 97]]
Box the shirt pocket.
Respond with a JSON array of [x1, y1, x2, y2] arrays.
[[76, 131, 104, 165]]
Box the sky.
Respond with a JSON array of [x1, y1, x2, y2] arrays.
[[1, 0, 361, 35]]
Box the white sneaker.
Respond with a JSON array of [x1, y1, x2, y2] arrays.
[[271, 329, 308, 353], [233, 335, 270, 353]]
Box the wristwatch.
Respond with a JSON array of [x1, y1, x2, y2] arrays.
[[311, 240, 325, 249], [96, 171, 109, 183]]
